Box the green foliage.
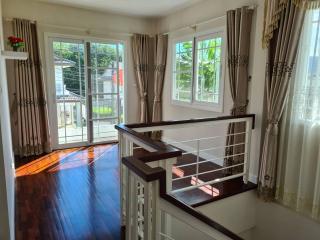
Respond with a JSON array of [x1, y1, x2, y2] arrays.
[[175, 41, 193, 91], [92, 106, 114, 117], [175, 38, 221, 103], [53, 42, 118, 96]]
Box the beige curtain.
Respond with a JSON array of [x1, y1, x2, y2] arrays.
[[258, 2, 305, 199], [224, 7, 253, 173], [152, 34, 168, 122], [263, 0, 320, 48], [151, 34, 168, 140], [276, 9, 320, 221], [132, 34, 152, 123], [13, 18, 51, 157]]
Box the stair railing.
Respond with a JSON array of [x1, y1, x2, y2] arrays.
[[116, 114, 255, 240]]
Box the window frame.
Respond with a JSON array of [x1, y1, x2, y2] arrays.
[[172, 35, 194, 104], [44, 32, 128, 149], [171, 28, 226, 112]]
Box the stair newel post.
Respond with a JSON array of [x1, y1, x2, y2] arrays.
[[119, 133, 126, 228], [158, 157, 177, 193], [120, 134, 134, 239]]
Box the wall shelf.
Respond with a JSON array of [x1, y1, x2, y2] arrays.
[[1, 51, 28, 60]]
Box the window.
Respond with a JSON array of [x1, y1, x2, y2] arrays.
[[276, 9, 320, 222], [293, 10, 320, 122], [172, 31, 225, 111]]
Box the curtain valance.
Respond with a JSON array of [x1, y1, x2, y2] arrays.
[[263, 0, 320, 48]]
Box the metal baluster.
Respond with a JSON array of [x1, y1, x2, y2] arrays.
[[196, 139, 200, 186], [243, 119, 252, 184]]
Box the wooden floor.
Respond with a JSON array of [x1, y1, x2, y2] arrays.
[[15, 144, 256, 239], [15, 144, 121, 240]]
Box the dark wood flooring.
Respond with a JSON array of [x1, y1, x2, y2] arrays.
[[15, 144, 256, 240], [15, 145, 120, 240]]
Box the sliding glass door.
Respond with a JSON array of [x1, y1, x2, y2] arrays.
[[48, 37, 125, 148], [88, 42, 124, 143]]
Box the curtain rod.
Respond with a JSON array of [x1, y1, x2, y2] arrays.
[[162, 4, 257, 35], [4, 17, 134, 37], [4, 4, 257, 37]]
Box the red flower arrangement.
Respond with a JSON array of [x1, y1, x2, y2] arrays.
[[7, 36, 25, 51]]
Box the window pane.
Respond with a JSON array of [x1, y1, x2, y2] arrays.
[[196, 36, 222, 104], [90, 42, 118, 68], [293, 10, 320, 122], [173, 40, 193, 102], [53, 41, 87, 145], [174, 71, 193, 102], [93, 119, 118, 142], [92, 94, 118, 119], [91, 68, 117, 94]]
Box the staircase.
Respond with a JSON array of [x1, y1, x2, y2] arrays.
[[116, 114, 256, 240]]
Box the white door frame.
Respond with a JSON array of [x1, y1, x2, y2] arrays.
[[44, 33, 127, 150]]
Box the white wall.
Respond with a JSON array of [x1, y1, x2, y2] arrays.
[[196, 190, 320, 240], [2, 0, 157, 124], [156, 0, 266, 182], [253, 201, 320, 240], [197, 191, 257, 235], [0, 0, 15, 238]]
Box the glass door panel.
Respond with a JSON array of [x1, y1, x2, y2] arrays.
[[50, 38, 125, 148], [52, 40, 87, 145], [88, 42, 124, 143]]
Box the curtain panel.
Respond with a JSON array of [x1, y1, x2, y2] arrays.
[[132, 34, 153, 123], [224, 6, 253, 173], [276, 9, 320, 221], [263, 0, 320, 48], [258, 3, 305, 199], [152, 34, 168, 123], [13, 18, 51, 157], [151, 34, 168, 139]]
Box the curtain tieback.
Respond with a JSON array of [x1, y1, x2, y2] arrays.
[[266, 120, 279, 136], [140, 92, 147, 101], [231, 103, 247, 115], [154, 95, 161, 103]]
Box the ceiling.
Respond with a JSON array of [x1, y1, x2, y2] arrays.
[[39, 0, 204, 17]]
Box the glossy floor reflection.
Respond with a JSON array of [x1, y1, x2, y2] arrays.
[[15, 144, 120, 240]]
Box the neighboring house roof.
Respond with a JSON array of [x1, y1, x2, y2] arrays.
[[54, 56, 76, 68], [57, 91, 85, 103]]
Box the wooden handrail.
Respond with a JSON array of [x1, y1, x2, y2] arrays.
[[125, 114, 255, 129], [115, 124, 182, 162], [115, 114, 255, 163]]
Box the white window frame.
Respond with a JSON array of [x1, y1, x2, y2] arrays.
[[172, 35, 194, 104], [171, 28, 226, 112]]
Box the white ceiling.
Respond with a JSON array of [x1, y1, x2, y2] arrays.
[[39, 0, 204, 17]]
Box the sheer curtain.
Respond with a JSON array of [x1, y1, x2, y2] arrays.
[[276, 9, 320, 221]]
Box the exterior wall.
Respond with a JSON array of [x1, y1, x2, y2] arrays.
[[157, 0, 266, 182]]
